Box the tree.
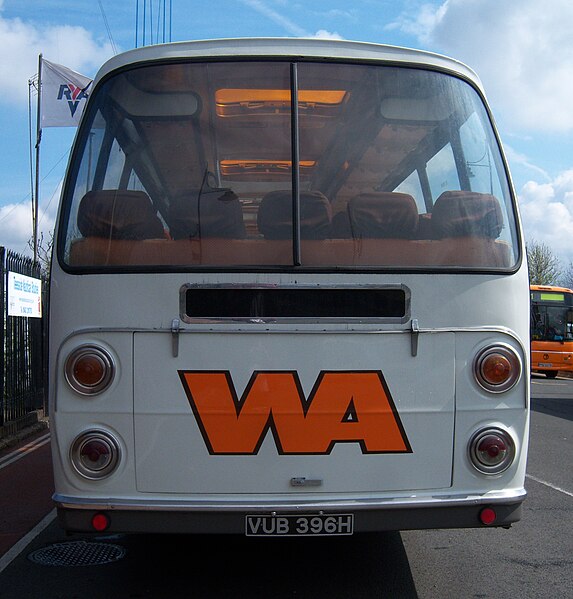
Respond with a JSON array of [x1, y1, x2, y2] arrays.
[[561, 261, 573, 290], [27, 230, 53, 278], [526, 240, 561, 285]]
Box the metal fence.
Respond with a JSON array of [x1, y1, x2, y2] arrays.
[[1, 246, 47, 427]]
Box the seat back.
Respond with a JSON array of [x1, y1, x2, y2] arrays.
[[347, 192, 418, 238], [168, 189, 246, 239], [257, 190, 332, 239], [431, 191, 503, 239], [77, 190, 165, 240], [331, 209, 352, 238]]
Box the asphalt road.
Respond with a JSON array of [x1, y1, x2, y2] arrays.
[[0, 375, 571, 598]]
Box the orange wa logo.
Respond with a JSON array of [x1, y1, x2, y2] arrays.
[[178, 371, 411, 455]]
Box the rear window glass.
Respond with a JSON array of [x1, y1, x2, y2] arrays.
[[60, 60, 518, 270]]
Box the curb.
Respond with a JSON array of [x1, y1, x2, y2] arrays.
[[0, 411, 50, 452]]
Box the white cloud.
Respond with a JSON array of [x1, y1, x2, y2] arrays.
[[324, 9, 355, 20], [0, 10, 115, 105], [0, 7, 113, 255], [0, 180, 59, 257], [390, 0, 573, 133], [239, 1, 344, 40], [387, 2, 447, 43], [391, 1, 573, 265], [312, 29, 344, 40], [0, 134, 71, 258], [504, 144, 551, 182], [0, 203, 34, 251], [240, 0, 309, 36], [518, 171, 573, 264]]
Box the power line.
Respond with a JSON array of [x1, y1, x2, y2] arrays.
[[0, 149, 70, 225], [135, 0, 173, 48], [98, 0, 118, 55]]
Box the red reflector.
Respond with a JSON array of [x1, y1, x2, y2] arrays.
[[92, 513, 110, 532], [479, 507, 496, 526]]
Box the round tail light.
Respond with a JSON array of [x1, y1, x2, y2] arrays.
[[71, 430, 120, 479], [474, 344, 521, 393], [469, 428, 515, 474], [65, 345, 115, 395]]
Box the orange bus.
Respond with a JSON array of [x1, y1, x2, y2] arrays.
[[530, 285, 573, 377]]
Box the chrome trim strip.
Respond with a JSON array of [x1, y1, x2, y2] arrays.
[[59, 324, 523, 336], [54, 489, 526, 512]]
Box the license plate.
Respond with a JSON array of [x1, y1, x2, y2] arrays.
[[245, 513, 354, 537], [538, 363, 553, 368]]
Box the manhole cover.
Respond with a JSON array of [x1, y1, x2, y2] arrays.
[[28, 541, 126, 567]]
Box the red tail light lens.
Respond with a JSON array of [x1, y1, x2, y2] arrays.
[[469, 428, 515, 474], [65, 345, 115, 395], [70, 431, 120, 479], [474, 344, 521, 393]]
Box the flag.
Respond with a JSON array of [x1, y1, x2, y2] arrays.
[[40, 59, 93, 128]]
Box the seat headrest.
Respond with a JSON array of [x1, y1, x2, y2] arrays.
[[77, 190, 165, 240], [257, 190, 332, 239], [347, 192, 418, 238], [168, 188, 246, 239], [432, 191, 503, 239]]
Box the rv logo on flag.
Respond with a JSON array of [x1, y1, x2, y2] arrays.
[[40, 58, 93, 128], [57, 84, 89, 118]]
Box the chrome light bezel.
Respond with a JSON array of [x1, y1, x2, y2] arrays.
[[64, 344, 115, 395], [473, 343, 521, 393], [70, 430, 121, 480], [468, 427, 516, 475]]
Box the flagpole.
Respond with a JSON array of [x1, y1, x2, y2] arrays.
[[33, 53, 43, 265]]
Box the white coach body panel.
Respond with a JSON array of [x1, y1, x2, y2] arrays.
[[133, 329, 454, 494], [49, 38, 529, 533]]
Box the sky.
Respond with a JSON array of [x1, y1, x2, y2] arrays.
[[0, 0, 572, 267]]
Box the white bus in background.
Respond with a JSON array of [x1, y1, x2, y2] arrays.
[[49, 38, 529, 537]]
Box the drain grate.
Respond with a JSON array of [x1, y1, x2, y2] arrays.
[[28, 541, 126, 567]]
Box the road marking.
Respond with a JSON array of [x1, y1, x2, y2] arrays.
[[0, 433, 51, 471], [0, 509, 56, 574], [526, 474, 573, 498]]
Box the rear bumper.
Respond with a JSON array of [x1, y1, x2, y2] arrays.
[[54, 490, 526, 533]]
